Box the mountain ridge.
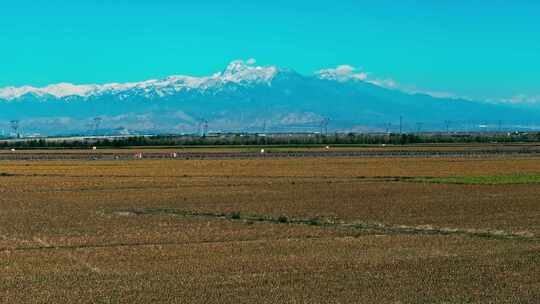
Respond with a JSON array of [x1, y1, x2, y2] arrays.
[[0, 60, 538, 135], [0, 60, 284, 101]]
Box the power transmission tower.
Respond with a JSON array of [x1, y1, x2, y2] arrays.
[[320, 118, 330, 135], [93, 117, 102, 135], [399, 116, 403, 134], [203, 120, 208, 137], [10, 120, 20, 138], [85, 123, 94, 134], [416, 122, 423, 134], [444, 120, 451, 134], [385, 122, 391, 134]]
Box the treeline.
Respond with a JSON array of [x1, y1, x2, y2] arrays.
[[2, 132, 540, 149]]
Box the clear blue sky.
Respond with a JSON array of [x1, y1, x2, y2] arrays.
[[1, 0, 539, 100]]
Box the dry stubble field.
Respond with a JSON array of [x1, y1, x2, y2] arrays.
[[1, 154, 539, 303]]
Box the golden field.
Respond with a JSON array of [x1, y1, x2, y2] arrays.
[[1, 155, 539, 303]]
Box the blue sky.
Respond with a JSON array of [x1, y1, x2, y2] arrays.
[[1, 0, 539, 101]]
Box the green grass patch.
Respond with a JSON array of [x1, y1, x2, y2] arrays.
[[415, 175, 540, 185]]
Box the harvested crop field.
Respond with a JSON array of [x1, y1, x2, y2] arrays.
[[2, 143, 540, 161], [1, 153, 539, 303]]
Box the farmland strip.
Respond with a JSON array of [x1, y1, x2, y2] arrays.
[[2, 149, 540, 161]]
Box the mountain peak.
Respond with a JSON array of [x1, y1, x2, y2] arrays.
[[223, 60, 252, 75], [220, 59, 279, 84]]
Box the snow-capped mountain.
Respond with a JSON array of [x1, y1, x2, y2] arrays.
[[0, 59, 538, 135], [0, 59, 280, 100]]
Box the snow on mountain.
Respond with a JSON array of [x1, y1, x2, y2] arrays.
[[0, 59, 280, 101], [221, 59, 278, 83], [0, 85, 47, 100], [1, 59, 539, 136], [42, 83, 99, 98], [316, 65, 368, 82]]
